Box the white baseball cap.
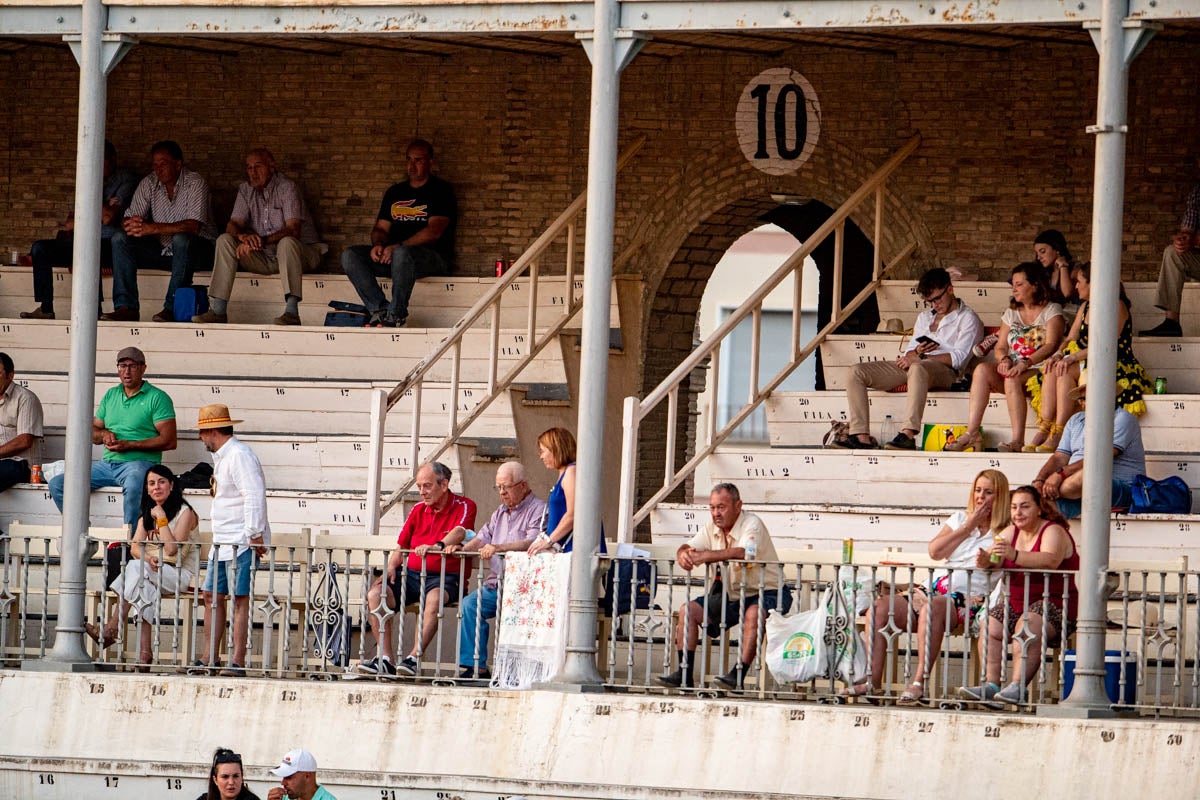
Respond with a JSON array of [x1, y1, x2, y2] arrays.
[[271, 749, 317, 778]]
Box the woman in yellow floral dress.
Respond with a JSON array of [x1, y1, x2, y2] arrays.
[[1025, 262, 1152, 451], [946, 263, 1066, 452]]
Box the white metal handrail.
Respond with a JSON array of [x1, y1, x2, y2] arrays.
[[366, 135, 647, 531], [616, 135, 922, 542]]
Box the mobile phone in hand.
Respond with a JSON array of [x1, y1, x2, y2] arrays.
[[916, 335, 938, 347]]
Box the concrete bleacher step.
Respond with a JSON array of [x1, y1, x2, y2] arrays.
[[875, 279, 1200, 336], [39, 431, 463, 493], [21, 372, 524, 439], [0, 267, 619, 329], [650, 502, 1200, 563], [0, 319, 569, 383], [705, 448, 1200, 511], [765, 390, 1196, 452], [2, 485, 376, 537], [820, 334, 1198, 391]]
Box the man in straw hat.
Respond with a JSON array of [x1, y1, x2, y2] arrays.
[[48, 346, 176, 531], [192, 403, 270, 677], [1031, 369, 1146, 519]]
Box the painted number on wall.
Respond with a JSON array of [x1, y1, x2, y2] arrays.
[[736, 68, 822, 176]]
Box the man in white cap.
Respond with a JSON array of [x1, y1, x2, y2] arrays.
[[193, 403, 270, 677], [268, 749, 336, 800]]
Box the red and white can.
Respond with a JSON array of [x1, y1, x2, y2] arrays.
[[495, 258, 507, 277]]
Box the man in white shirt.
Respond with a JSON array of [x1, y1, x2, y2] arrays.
[[657, 483, 792, 690], [193, 403, 269, 677], [833, 267, 984, 450]]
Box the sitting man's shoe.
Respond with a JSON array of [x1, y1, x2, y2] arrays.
[[366, 309, 389, 328], [1139, 318, 1183, 337], [355, 656, 397, 676], [829, 435, 879, 450], [883, 432, 917, 450], [396, 655, 420, 676], [218, 663, 246, 678], [655, 668, 693, 689], [19, 307, 55, 320], [713, 664, 747, 690], [990, 681, 1027, 707], [151, 309, 175, 323], [956, 682, 1000, 702], [192, 309, 228, 324], [100, 306, 139, 322], [458, 666, 492, 680], [274, 311, 302, 326], [187, 659, 210, 675]]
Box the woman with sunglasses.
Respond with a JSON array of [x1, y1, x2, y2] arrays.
[[957, 484, 1078, 707], [198, 748, 261, 800], [945, 263, 1065, 453]]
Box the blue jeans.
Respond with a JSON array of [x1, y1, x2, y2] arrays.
[[1056, 479, 1134, 519], [110, 230, 214, 313], [458, 584, 498, 669], [341, 244, 450, 323], [48, 459, 153, 528]]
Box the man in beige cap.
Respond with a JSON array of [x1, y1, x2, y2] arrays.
[[48, 346, 176, 531], [268, 748, 336, 800], [193, 403, 270, 677]]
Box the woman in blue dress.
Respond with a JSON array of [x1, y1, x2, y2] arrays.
[[528, 427, 579, 554]]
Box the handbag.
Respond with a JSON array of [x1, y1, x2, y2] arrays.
[[1128, 475, 1191, 514]]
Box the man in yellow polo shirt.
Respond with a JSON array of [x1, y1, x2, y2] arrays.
[[48, 346, 177, 532]]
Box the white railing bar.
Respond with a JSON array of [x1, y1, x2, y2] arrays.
[[566, 223, 578, 309], [748, 306, 762, 406], [616, 396, 640, 543], [630, 243, 914, 526], [873, 185, 884, 280], [365, 388, 387, 535], [410, 380, 423, 481], [832, 220, 845, 317], [706, 345, 720, 449], [635, 133, 920, 414], [487, 302, 501, 395], [448, 340, 462, 437], [664, 386, 678, 486], [526, 258, 540, 346], [791, 262, 803, 363]]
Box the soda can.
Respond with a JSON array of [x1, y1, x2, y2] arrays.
[[1155, 377, 1167, 395], [495, 258, 507, 277], [842, 538, 854, 564], [30, 464, 43, 484]]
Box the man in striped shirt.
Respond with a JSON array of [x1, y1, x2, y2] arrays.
[[105, 140, 215, 323]]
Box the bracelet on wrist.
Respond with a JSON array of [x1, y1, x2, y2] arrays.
[[155, 517, 169, 528]]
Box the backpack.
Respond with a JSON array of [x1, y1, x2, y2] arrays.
[[1128, 475, 1191, 514]]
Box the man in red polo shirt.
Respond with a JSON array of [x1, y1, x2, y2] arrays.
[[357, 461, 477, 677]]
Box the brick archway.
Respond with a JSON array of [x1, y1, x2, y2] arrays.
[[619, 136, 934, 523]]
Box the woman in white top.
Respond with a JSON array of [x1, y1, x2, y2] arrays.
[[945, 263, 1065, 453], [86, 464, 198, 665], [844, 469, 1010, 704]]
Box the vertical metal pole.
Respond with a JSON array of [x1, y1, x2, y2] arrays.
[[48, 0, 107, 666], [365, 389, 387, 536], [1060, 0, 1127, 712], [558, 0, 621, 685]]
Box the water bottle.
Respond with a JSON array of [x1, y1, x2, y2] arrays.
[[745, 535, 757, 561], [463, 529, 477, 543], [881, 415, 897, 446]]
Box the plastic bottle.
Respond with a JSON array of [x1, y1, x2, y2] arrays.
[[881, 415, 897, 446], [744, 535, 757, 561], [463, 529, 477, 543], [990, 532, 1006, 565]]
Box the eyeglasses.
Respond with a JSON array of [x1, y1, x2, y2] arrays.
[[116, 361, 144, 371], [923, 288, 950, 305], [214, 751, 242, 765], [495, 481, 525, 493]]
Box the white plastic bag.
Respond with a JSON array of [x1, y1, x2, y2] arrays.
[[765, 605, 828, 684], [824, 586, 869, 684], [41, 460, 65, 483], [837, 564, 875, 615]]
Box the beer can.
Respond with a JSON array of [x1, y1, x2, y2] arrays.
[[30, 464, 43, 484], [495, 258, 507, 277], [842, 538, 854, 564], [990, 532, 1005, 565], [1155, 377, 1167, 395]]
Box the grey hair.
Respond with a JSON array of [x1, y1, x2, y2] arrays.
[[498, 461, 527, 483], [429, 461, 452, 483], [710, 483, 741, 503]]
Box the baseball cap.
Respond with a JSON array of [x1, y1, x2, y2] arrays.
[[271, 749, 317, 778], [116, 346, 146, 364]]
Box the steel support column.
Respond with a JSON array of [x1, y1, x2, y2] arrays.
[[555, 0, 635, 687], [1052, 3, 1156, 715]]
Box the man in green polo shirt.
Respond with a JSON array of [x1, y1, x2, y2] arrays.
[[48, 346, 177, 531]]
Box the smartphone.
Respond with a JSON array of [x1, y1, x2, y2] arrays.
[[916, 335, 938, 347]]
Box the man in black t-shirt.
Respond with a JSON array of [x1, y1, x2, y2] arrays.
[[341, 139, 457, 327]]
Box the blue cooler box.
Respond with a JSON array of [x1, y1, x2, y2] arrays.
[[1063, 649, 1137, 705]]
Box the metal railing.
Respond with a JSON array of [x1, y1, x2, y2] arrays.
[[365, 135, 647, 534], [5, 535, 1198, 715], [615, 135, 921, 542]]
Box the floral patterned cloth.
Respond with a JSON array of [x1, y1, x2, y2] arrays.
[[493, 551, 572, 689], [1001, 302, 1063, 362]]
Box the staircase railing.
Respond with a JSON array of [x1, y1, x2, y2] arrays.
[[365, 135, 647, 534], [615, 134, 922, 543]]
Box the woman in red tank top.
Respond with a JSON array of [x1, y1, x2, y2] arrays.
[[957, 484, 1079, 707]]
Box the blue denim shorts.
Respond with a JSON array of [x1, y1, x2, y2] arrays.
[[705, 585, 794, 636], [202, 548, 255, 596]]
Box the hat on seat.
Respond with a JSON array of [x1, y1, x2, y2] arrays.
[[197, 403, 243, 430]]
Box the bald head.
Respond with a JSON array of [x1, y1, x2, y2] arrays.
[[496, 461, 530, 508]]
